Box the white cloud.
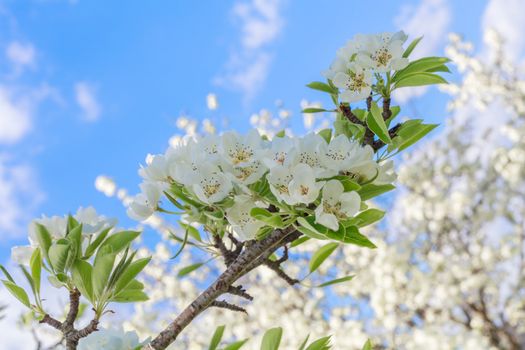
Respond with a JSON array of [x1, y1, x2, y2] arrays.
[[74, 81, 101, 122], [0, 155, 44, 239], [393, 0, 451, 103], [5, 41, 36, 71], [482, 0, 525, 61], [0, 87, 32, 144], [215, 0, 284, 102]]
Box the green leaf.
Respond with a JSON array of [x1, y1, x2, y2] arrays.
[[100, 231, 141, 254], [208, 325, 226, 350], [306, 82, 338, 94], [179, 222, 202, 242], [309, 243, 339, 273], [71, 260, 94, 303], [92, 252, 116, 299], [110, 289, 148, 303], [367, 103, 391, 144], [83, 227, 111, 259], [48, 241, 70, 273], [318, 128, 332, 143], [178, 263, 205, 278], [302, 108, 328, 113], [325, 226, 376, 248], [402, 36, 423, 58], [357, 184, 395, 201], [333, 119, 365, 141], [305, 336, 332, 350], [66, 215, 79, 234], [250, 208, 284, 228], [354, 209, 385, 228], [114, 257, 150, 293], [395, 72, 448, 88], [260, 327, 283, 350], [29, 249, 42, 293], [298, 335, 310, 350], [171, 228, 189, 260], [20, 266, 36, 297], [35, 223, 52, 263], [0, 264, 15, 283], [395, 56, 451, 80], [329, 176, 361, 191], [1, 280, 31, 308], [362, 340, 373, 350], [296, 217, 328, 240], [315, 275, 354, 288], [222, 340, 248, 350], [396, 122, 438, 152], [290, 236, 310, 248]]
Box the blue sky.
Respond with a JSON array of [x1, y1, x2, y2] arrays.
[[0, 0, 517, 259]]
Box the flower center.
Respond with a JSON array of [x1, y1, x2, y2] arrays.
[[374, 47, 392, 67], [229, 143, 254, 164], [300, 185, 310, 195]]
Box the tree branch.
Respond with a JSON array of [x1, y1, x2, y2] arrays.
[[143, 227, 300, 350]]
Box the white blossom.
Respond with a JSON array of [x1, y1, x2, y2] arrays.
[[315, 180, 360, 231]]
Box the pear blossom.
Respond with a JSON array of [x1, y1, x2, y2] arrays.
[[260, 135, 296, 169], [127, 182, 164, 221], [333, 63, 373, 103], [139, 154, 170, 182], [357, 31, 409, 72], [287, 164, 325, 204], [191, 164, 232, 204], [315, 180, 360, 231], [221, 129, 263, 166], [225, 196, 265, 240], [293, 133, 333, 177], [12, 207, 118, 265], [267, 165, 295, 204]]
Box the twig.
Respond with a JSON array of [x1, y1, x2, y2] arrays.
[[210, 300, 247, 314]]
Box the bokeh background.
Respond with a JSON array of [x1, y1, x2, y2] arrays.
[[1, 0, 524, 349]]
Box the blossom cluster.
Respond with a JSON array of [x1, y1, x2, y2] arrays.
[[128, 129, 395, 240], [323, 31, 409, 102], [11, 206, 116, 267]]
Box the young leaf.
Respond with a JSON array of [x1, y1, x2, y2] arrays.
[[48, 241, 70, 273], [0, 264, 15, 283], [402, 36, 423, 58], [315, 275, 354, 288], [306, 82, 337, 94], [396, 122, 438, 152], [178, 263, 205, 278], [302, 108, 328, 113], [179, 222, 202, 242], [325, 226, 376, 248], [362, 340, 373, 350], [394, 72, 448, 88], [208, 325, 226, 350], [260, 327, 283, 350], [20, 266, 36, 297], [394, 56, 450, 80], [71, 260, 94, 303], [35, 223, 52, 263], [92, 253, 116, 299], [110, 289, 148, 303], [296, 218, 328, 240], [318, 128, 332, 143], [100, 231, 141, 254], [354, 209, 385, 227], [29, 249, 42, 293], [357, 184, 395, 201], [222, 339, 249, 350], [298, 335, 311, 350], [83, 227, 111, 259], [250, 208, 284, 228], [1, 280, 31, 308], [305, 336, 332, 350], [367, 103, 391, 144], [114, 257, 151, 293], [309, 242, 339, 273]]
